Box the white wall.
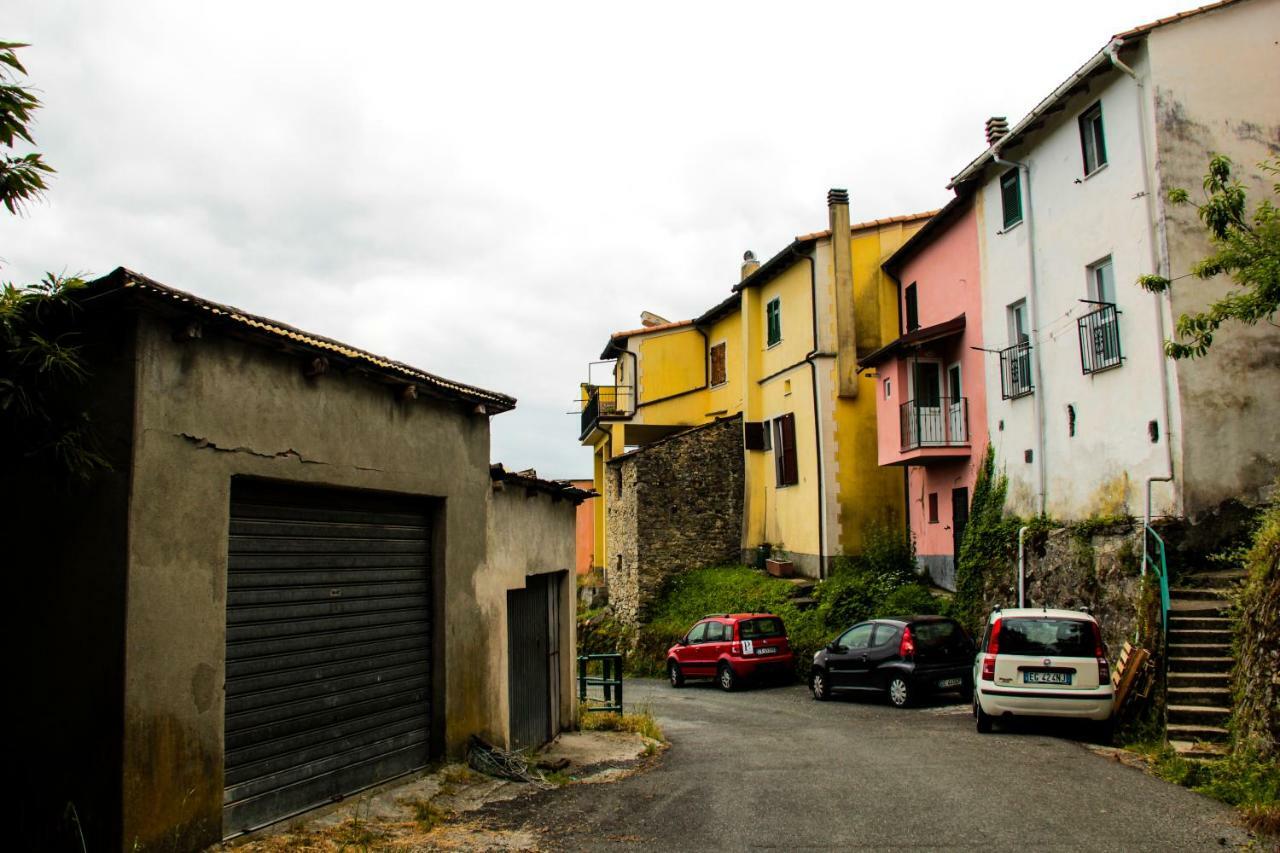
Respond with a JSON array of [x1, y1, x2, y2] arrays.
[[978, 47, 1181, 521]]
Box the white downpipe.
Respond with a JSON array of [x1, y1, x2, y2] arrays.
[[1017, 525, 1029, 607], [1106, 39, 1176, 570], [992, 145, 1047, 517]]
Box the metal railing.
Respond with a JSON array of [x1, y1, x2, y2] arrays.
[[1078, 303, 1123, 374], [578, 653, 624, 713], [579, 386, 629, 439], [1143, 524, 1170, 660], [899, 396, 969, 450], [998, 342, 1034, 399]]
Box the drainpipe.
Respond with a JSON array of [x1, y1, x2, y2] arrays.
[[790, 243, 829, 579], [1017, 525, 1029, 607], [992, 144, 1047, 517], [1105, 38, 1176, 563]]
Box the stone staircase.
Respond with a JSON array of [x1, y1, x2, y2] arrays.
[[1165, 567, 1244, 759]]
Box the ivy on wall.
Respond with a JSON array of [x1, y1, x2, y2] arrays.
[[953, 445, 1020, 635]]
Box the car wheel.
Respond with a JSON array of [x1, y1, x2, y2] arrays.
[[887, 676, 912, 708], [1092, 718, 1115, 745], [810, 669, 831, 701], [718, 663, 738, 692], [974, 695, 993, 733], [667, 660, 684, 688]]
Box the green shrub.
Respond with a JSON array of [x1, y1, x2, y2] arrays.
[[954, 445, 1020, 635], [880, 583, 944, 618]]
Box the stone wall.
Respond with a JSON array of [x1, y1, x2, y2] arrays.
[[605, 416, 744, 627], [1231, 500, 1278, 759]]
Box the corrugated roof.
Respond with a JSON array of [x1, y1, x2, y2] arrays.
[[949, 0, 1247, 188], [88, 268, 516, 413]]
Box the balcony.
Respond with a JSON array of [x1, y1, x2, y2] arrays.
[[999, 342, 1034, 400], [1077, 302, 1123, 374], [900, 396, 969, 451], [580, 385, 631, 440]]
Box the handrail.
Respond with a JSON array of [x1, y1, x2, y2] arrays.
[[1143, 524, 1170, 655]]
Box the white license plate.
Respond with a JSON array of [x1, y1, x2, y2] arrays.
[[756, 647, 778, 656], [1024, 670, 1072, 685], [938, 678, 961, 688]]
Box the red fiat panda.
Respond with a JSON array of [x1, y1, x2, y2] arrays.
[[666, 613, 795, 690]]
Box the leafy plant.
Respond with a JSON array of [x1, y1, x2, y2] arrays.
[[1138, 155, 1279, 359], [953, 446, 1020, 634], [1, 41, 54, 214]]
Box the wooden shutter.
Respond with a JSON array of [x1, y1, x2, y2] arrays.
[[710, 343, 727, 386], [775, 414, 798, 486], [743, 421, 766, 451]]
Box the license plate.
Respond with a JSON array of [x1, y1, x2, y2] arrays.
[[938, 678, 961, 688], [1024, 670, 1072, 685], [756, 646, 778, 656]]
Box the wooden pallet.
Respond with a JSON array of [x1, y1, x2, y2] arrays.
[[1111, 641, 1151, 712]]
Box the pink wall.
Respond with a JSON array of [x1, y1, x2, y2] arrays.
[[572, 480, 595, 574], [875, 200, 987, 574]]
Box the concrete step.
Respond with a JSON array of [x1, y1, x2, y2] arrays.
[[1168, 615, 1232, 630], [1178, 568, 1247, 585], [1168, 631, 1233, 648], [1167, 722, 1230, 743], [1170, 740, 1229, 761], [1167, 686, 1232, 707], [1172, 666, 1228, 686], [1167, 643, 1233, 659], [791, 597, 818, 611], [1168, 656, 1234, 673], [1169, 587, 1232, 602], [1168, 671, 1231, 688], [786, 579, 816, 597], [1168, 599, 1228, 616], [1168, 704, 1231, 726]]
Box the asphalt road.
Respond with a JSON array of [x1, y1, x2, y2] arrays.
[[478, 679, 1255, 851]]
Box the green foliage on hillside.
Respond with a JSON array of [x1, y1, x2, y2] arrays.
[[1231, 488, 1279, 761]]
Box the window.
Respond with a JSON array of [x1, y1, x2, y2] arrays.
[[1000, 168, 1022, 229], [1080, 256, 1122, 373], [1008, 300, 1029, 344], [904, 282, 919, 332], [739, 617, 785, 638], [772, 413, 798, 487], [872, 623, 900, 647], [766, 297, 782, 347], [1002, 300, 1034, 399], [928, 493, 939, 524], [884, 378, 891, 400], [837, 623, 874, 651], [704, 621, 725, 642], [686, 622, 708, 644], [709, 341, 727, 386], [1088, 256, 1115, 304], [1079, 101, 1107, 176]]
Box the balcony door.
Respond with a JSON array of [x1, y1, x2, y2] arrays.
[[946, 363, 964, 442], [911, 361, 943, 445]]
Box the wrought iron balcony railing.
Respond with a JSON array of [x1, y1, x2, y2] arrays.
[[999, 342, 1034, 400], [900, 396, 969, 451], [1077, 302, 1123, 374], [580, 385, 630, 439]]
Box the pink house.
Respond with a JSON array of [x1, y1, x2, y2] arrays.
[[859, 193, 986, 590]]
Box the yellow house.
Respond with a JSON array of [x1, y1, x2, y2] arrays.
[[580, 190, 934, 579]]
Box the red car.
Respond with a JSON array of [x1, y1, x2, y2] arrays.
[[666, 613, 795, 690]]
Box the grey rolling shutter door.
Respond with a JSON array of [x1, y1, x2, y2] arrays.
[[224, 482, 432, 836]]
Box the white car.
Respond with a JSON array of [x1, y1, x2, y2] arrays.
[[973, 607, 1114, 739]]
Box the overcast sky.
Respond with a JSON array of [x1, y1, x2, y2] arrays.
[[5, 0, 1183, 478]]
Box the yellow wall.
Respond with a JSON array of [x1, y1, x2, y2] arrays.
[[637, 328, 705, 404], [706, 309, 743, 418]]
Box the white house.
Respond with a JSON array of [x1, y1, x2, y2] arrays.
[[949, 0, 1279, 525]]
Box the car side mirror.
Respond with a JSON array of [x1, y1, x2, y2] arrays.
[[678, 638, 689, 646], [828, 642, 845, 653]]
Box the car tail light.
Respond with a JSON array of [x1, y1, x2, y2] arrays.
[[899, 627, 915, 659], [731, 641, 741, 656], [986, 618, 1002, 654], [981, 654, 996, 681], [1097, 657, 1109, 683], [1089, 622, 1109, 683]]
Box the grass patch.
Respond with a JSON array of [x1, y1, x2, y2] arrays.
[[408, 797, 449, 832], [1130, 744, 1279, 835], [579, 707, 665, 742]]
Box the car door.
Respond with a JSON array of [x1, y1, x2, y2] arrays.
[[682, 621, 710, 675], [827, 622, 875, 690], [867, 623, 903, 687], [703, 620, 728, 672]]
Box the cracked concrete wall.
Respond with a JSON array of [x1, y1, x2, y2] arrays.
[[1148, 0, 1280, 518], [119, 313, 496, 851]]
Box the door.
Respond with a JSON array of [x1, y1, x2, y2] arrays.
[[508, 573, 563, 750], [946, 363, 965, 442], [827, 622, 875, 690], [911, 361, 943, 445], [867, 623, 904, 687], [223, 481, 433, 837], [952, 487, 970, 559]]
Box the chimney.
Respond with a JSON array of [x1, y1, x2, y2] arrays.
[[740, 250, 760, 281], [828, 188, 858, 398], [985, 116, 1010, 147]]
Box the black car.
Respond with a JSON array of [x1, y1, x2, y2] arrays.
[[810, 616, 975, 707]]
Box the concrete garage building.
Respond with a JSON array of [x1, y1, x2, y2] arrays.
[[11, 269, 586, 852]]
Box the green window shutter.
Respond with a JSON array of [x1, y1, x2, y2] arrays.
[[766, 298, 781, 346], [1000, 169, 1022, 229]]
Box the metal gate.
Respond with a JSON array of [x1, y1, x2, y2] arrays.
[[224, 481, 434, 836], [507, 573, 562, 750]]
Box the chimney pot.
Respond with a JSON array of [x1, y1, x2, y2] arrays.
[[740, 250, 761, 281], [827, 188, 849, 207], [985, 116, 1010, 146]]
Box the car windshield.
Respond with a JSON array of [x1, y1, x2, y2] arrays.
[[912, 620, 966, 650], [739, 617, 785, 639], [1000, 618, 1095, 657]]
